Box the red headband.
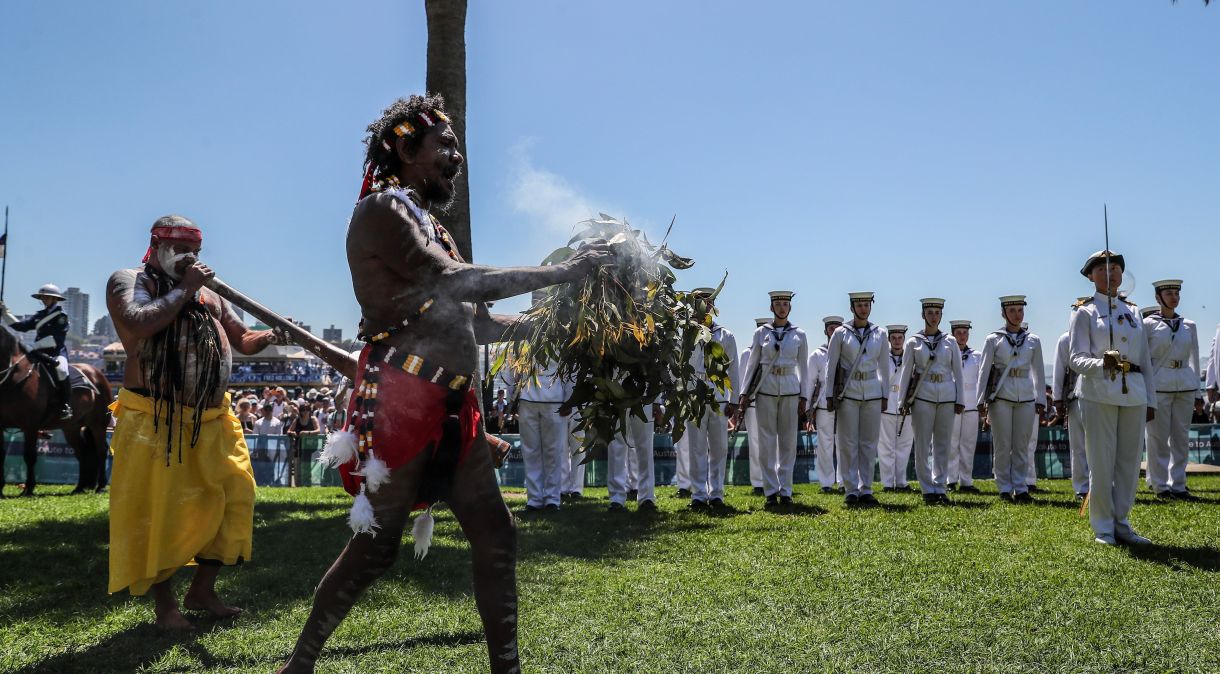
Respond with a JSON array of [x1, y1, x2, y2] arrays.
[[143, 224, 203, 263]]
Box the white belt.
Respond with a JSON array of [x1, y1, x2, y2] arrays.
[[926, 373, 945, 383], [1008, 368, 1028, 378], [770, 366, 794, 376], [1163, 360, 1184, 369], [34, 336, 57, 349], [852, 371, 873, 381]]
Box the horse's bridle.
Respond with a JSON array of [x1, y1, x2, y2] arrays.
[[0, 353, 33, 388]]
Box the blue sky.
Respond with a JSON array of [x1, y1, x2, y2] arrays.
[[1, 1, 1217, 355]]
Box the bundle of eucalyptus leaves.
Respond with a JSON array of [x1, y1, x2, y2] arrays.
[[493, 215, 733, 453]]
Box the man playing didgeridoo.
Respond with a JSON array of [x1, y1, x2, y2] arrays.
[[278, 94, 614, 674], [106, 215, 287, 628]]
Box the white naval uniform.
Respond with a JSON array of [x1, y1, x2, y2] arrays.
[[1143, 312, 1200, 495], [506, 363, 572, 508], [1026, 408, 1040, 488], [608, 409, 657, 505], [565, 414, 585, 495], [1069, 293, 1157, 540], [684, 325, 741, 502], [879, 350, 914, 489], [1207, 325, 1219, 400], [741, 323, 810, 497], [803, 344, 837, 488], [898, 332, 966, 495], [826, 323, 889, 497], [977, 329, 1046, 496], [949, 345, 982, 487], [740, 347, 763, 489], [1052, 331, 1089, 495]]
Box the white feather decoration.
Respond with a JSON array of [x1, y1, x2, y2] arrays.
[[348, 485, 379, 536], [319, 428, 358, 467], [412, 506, 436, 560], [362, 450, 391, 493]]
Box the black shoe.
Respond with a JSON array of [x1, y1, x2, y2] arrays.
[[859, 494, 879, 506], [752, 487, 765, 496], [937, 494, 952, 505], [1155, 490, 1174, 500], [948, 482, 958, 491], [608, 502, 626, 512], [765, 494, 779, 507], [560, 491, 571, 500], [779, 495, 793, 505], [524, 504, 544, 512], [999, 492, 1014, 502], [1027, 484, 1040, 493], [568, 492, 584, 501], [959, 485, 981, 494], [883, 487, 896, 493], [545, 503, 561, 511], [821, 486, 833, 494], [845, 494, 859, 506], [676, 488, 692, 499], [689, 499, 711, 510], [1173, 490, 1198, 501], [1015, 492, 1033, 504], [923, 494, 938, 505], [709, 497, 726, 508], [638, 499, 657, 512]]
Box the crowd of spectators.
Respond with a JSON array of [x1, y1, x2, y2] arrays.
[[228, 386, 342, 443]]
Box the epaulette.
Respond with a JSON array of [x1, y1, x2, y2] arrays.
[[1121, 297, 1136, 306], [1072, 297, 1094, 309]]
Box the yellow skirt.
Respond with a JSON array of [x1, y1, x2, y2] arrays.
[[108, 389, 255, 595]]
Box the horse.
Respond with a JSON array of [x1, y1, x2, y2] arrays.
[[0, 324, 112, 497]]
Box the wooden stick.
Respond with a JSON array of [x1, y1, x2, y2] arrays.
[[205, 277, 357, 379]]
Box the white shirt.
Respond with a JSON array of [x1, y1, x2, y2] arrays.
[[802, 344, 831, 409], [977, 329, 1046, 407], [691, 325, 741, 403], [898, 331, 966, 406], [1143, 313, 1201, 395], [505, 360, 572, 404], [254, 416, 283, 436], [1207, 325, 1220, 392], [1052, 331, 1079, 403], [826, 323, 890, 402], [741, 323, 809, 397], [958, 343, 982, 406], [1068, 293, 1156, 409], [884, 350, 905, 412]]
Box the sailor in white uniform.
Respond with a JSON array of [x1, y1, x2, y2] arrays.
[[879, 325, 914, 491], [804, 315, 844, 493], [682, 288, 740, 509], [826, 292, 889, 506], [741, 317, 770, 495], [977, 295, 1046, 503], [1070, 250, 1156, 545], [1143, 279, 1201, 500], [607, 399, 660, 512], [948, 320, 983, 493], [898, 298, 966, 505], [1020, 321, 1042, 492], [1206, 324, 1220, 421], [1052, 298, 1094, 499], [564, 415, 585, 500], [738, 291, 809, 507], [505, 359, 572, 511]]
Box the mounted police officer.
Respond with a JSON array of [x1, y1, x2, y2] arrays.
[[1, 283, 74, 419]]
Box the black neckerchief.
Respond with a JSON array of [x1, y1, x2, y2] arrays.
[[917, 331, 945, 362], [960, 345, 973, 363], [768, 323, 792, 351], [890, 351, 903, 368], [1155, 313, 1182, 335], [1002, 330, 1028, 349], [850, 323, 872, 348]]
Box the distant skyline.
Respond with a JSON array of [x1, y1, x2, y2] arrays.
[[1, 1, 1216, 359]]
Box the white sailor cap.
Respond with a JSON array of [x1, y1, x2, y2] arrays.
[[1081, 249, 1125, 277], [999, 295, 1027, 307], [1152, 279, 1183, 292], [822, 315, 845, 326], [754, 317, 771, 326], [920, 297, 945, 309], [886, 324, 908, 334], [769, 290, 795, 301], [1140, 306, 1159, 318], [691, 287, 717, 298], [848, 291, 875, 302], [949, 320, 972, 330]]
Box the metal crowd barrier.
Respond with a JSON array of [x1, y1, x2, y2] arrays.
[[5, 426, 1220, 489]]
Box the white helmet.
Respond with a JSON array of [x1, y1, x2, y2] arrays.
[[33, 283, 66, 301]]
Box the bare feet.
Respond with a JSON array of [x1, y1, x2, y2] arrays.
[[182, 589, 243, 618], [154, 607, 195, 631]]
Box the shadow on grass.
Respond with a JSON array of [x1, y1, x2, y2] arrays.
[[756, 503, 829, 518], [1124, 543, 1220, 572]]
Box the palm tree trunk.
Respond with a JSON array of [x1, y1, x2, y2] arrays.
[[425, 0, 473, 262]]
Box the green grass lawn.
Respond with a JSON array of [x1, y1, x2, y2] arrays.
[[2, 478, 1219, 673]]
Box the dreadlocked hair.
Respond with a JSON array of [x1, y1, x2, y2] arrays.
[[363, 93, 448, 180], [139, 264, 224, 465]]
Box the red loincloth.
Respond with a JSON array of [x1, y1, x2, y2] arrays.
[[339, 345, 481, 511]]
